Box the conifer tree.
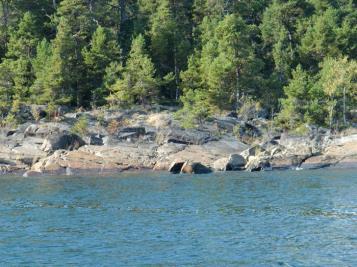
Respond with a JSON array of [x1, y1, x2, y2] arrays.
[[149, 0, 192, 100], [30, 39, 52, 104], [107, 34, 159, 106], [83, 26, 121, 106], [0, 12, 39, 104], [276, 65, 314, 129], [201, 14, 261, 110], [48, 0, 96, 106], [318, 57, 357, 128], [45, 17, 77, 105]]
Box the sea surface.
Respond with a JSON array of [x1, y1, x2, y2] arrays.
[[0, 169, 356, 266]]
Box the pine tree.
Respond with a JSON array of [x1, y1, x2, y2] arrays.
[[149, 0, 192, 100], [56, 0, 95, 45], [30, 39, 52, 104], [45, 17, 77, 105], [107, 34, 159, 106], [47, 0, 96, 106], [318, 57, 357, 128], [276, 65, 313, 129], [260, 0, 314, 99], [0, 12, 39, 104], [201, 14, 261, 110], [300, 8, 341, 69], [83, 26, 121, 106]]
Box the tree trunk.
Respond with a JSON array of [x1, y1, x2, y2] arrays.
[[52, 0, 57, 9]]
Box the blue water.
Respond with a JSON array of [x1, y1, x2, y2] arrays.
[[0, 170, 356, 266]]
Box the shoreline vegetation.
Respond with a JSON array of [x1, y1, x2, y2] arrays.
[[0, 1, 356, 177], [0, 105, 356, 177]]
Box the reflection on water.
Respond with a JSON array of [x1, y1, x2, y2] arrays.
[[0, 169, 356, 266]]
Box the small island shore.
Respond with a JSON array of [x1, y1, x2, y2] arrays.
[[1, 107, 356, 177]]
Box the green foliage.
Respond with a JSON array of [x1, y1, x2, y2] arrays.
[[276, 65, 314, 129], [71, 115, 89, 137], [175, 89, 211, 129], [0, 11, 39, 104], [179, 13, 263, 115], [83, 26, 121, 106], [31, 39, 52, 104], [148, 0, 192, 99], [318, 57, 357, 128], [107, 35, 159, 106], [46, 102, 58, 121], [0, 0, 354, 130], [290, 124, 309, 136], [300, 8, 341, 68], [277, 57, 357, 130], [45, 18, 76, 106], [238, 96, 264, 121]]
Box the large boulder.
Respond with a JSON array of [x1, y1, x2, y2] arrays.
[[213, 154, 246, 171], [213, 158, 229, 171], [278, 133, 325, 157], [245, 156, 271, 172], [180, 161, 212, 174], [41, 132, 85, 152], [226, 154, 246, 170]]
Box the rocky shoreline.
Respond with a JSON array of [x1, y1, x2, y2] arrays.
[[1, 107, 356, 177]]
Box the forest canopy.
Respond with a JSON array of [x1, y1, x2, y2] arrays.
[[0, 0, 356, 129]]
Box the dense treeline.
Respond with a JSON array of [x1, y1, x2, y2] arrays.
[[0, 0, 356, 129]]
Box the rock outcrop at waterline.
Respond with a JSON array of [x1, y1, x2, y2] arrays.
[[0, 107, 356, 176]]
